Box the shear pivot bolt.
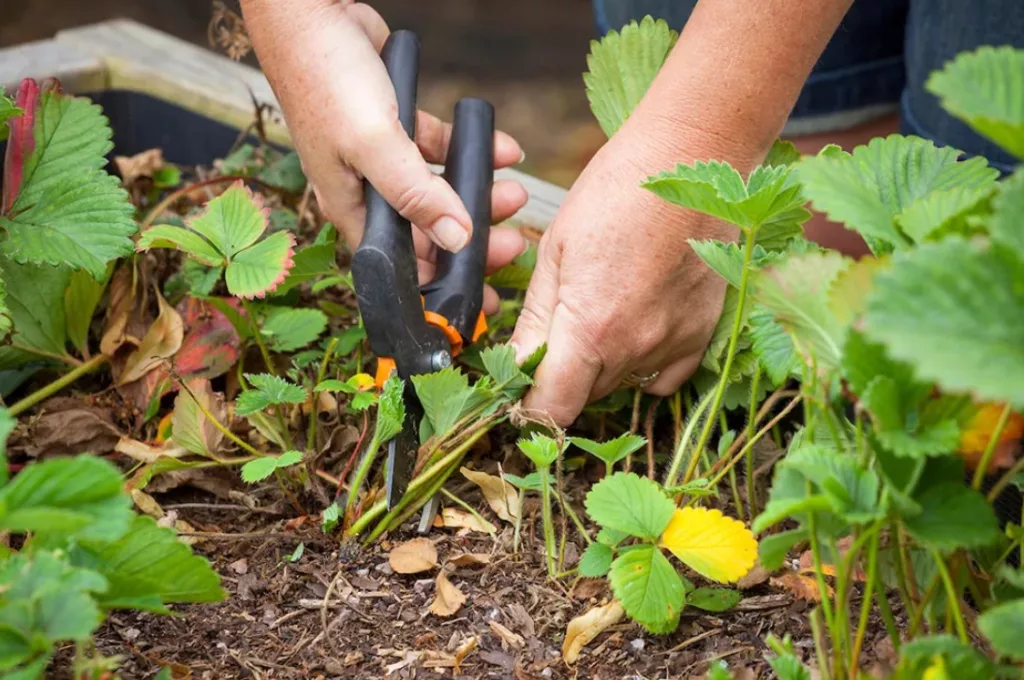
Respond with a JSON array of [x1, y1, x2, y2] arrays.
[[430, 350, 452, 371]]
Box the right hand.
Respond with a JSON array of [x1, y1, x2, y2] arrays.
[[240, 0, 529, 312]]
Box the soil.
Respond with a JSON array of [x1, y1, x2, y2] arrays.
[[54, 483, 897, 680]]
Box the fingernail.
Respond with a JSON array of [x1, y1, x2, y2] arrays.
[[518, 150, 527, 164], [431, 216, 469, 252]]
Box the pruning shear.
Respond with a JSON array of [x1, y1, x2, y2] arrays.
[[350, 30, 494, 527]]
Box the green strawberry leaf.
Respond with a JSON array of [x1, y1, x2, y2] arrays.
[[578, 541, 614, 578], [139, 182, 295, 298], [0, 455, 132, 542], [584, 472, 675, 540], [644, 161, 809, 232], [517, 433, 563, 468], [411, 367, 490, 437], [570, 433, 646, 468], [864, 238, 1024, 408], [235, 373, 306, 417], [0, 257, 70, 363], [926, 45, 1024, 159], [893, 635, 995, 679], [686, 588, 741, 612], [795, 136, 999, 253], [261, 307, 328, 352], [748, 304, 799, 385], [903, 483, 1001, 551], [64, 267, 109, 356], [486, 264, 533, 290], [480, 344, 533, 396], [0, 89, 22, 142], [608, 545, 685, 634], [985, 167, 1024, 254], [72, 514, 225, 610], [583, 16, 678, 137], [860, 376, 961, 458], [240, 450, 304, 483], [752, 250, 850, 373], [374, 375, 406, 443], [0, 81, 136, 278], [978, 599, 1024, 660]]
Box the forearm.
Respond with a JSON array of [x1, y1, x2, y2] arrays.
[[627, 0, 855, 171]]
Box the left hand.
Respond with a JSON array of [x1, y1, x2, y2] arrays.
[[509, 123, 737, 426]]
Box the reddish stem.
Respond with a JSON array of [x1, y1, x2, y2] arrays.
[[335, 409, 370, 499]]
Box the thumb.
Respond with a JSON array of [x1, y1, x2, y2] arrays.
[[509, 236, 561, 363], [350, 120, 472, 253]]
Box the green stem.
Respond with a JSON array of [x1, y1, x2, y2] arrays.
[[8, 354, 108, 417], [873, 576, 901, 653], [988, 455, 1024, 503], [513, 487, 525, 553], [973, 402, 1013, 489], [9, 343, 80, 367], [307, 337, 339, 451], [558, 490, 592, 544], [703, 394, 802, 491], [850, 525, 882, 677], [345, 434, 381, 514], [347, 423, 494, 538], [744, 367, 762, 518], [807, 497, 838, 665], [930, 549, 969, 643], [682, 226, 757, 485], [177, 377, 265, 460], [664, 388, 715, 488], [539, 466, 557, 578], [242, 298, 277, 377], [809, 608, 833, 680]]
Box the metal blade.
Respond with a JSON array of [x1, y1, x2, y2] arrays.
[[384, 382, 423, 510], [417, 494, 441, 534]]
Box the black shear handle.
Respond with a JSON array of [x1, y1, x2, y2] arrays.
[[422, 99, 495, 342], [351, 30, 447, 376]]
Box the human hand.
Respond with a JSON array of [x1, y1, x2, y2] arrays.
[[509, 123, 737, 426], [240, 0, 529, 312]]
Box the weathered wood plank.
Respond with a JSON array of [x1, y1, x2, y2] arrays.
[[0, 38, 105, 94], [55, 19, 567, 227]]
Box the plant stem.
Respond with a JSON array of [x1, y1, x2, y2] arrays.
[[664, 388, 715, 488], [307, 337, 338, 451], [705, 394, 802, 489], [558, 490, 592, 544], [850, 525, 882, 677], [539, 466, 557, 577], [177, 378, 265, 460], [929, 548, 969, 643], [744, 367, 762, 518], [345, 434, 381, 515], [873, 576, 901, 653], [809, 608, 833, 680], [8, 354, 108, 416], [683, 227, 756, 485], [347, 423, 494, 538], [972, 402, 1012, 489], [139, 174, 280, 229], [625, 389, 641, 472], [987, 455, 1024, 503], [9, 343, 81, 367], [806, 497, 838, 668], [513, 487, 525, 553]]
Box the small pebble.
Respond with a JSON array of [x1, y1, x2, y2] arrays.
[[356, 568, 370, 577], [375, 561, 394, 576], [630, 638, 645, 652], [413, 578, 433, 594]]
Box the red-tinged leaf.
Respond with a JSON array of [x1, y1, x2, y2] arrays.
[[2, 79, 41, 213], [174, 297, 242, 380]]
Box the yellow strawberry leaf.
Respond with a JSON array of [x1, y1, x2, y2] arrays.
[[352, 373, 376, 391], [658, 507, 757, 584]]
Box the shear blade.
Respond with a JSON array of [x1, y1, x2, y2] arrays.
[[384, 387, 423, 510]]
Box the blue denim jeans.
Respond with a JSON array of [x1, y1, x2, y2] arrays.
[[593, 0, 1024, 172]]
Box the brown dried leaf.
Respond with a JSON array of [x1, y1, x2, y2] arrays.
[[447, 552, 491, 568], [388, 538, 438, 574], [114, 148, 164, 186], [798, 536, 865, 581], [771, 569, 834, 601], [130, 488, 164, 518], [115, 437, 188, 464], [460, 467, 519, 522], [119, 289, 183, 385], [171, 378, 226, 457], [429, 571, 466, 617], [16, 399, 121, 457], [737, 563, 771, 590], [439, 507, 496, 535], [453, 635, 478, 671], [101, 263, 148, 358], [562, 600, 624, 664], [488, 620, 525, 650]]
